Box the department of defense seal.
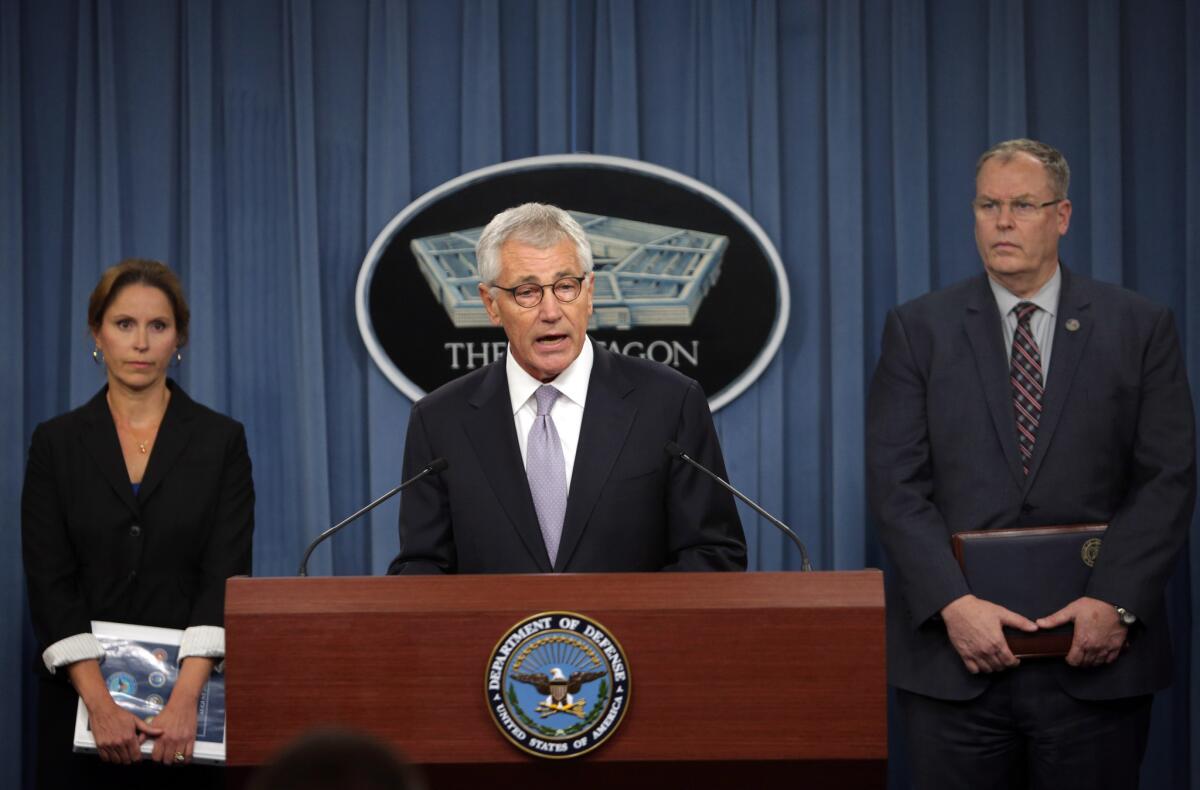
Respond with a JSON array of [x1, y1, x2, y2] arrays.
[[485, 612, 630, 759]]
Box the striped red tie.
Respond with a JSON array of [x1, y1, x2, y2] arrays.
[[1011, 302, 1044, 475]]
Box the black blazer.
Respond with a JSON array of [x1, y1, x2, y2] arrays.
[[867, 267, 1195, 701], [21, 380, 255, 665], [388, 341, 746, 574]]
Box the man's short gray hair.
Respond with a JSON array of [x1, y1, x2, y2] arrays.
[[475, 203, 594, 284], [976, 138, 1071, 200]]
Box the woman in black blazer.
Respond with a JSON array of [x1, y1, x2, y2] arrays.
[[21, 259, 254, 788]]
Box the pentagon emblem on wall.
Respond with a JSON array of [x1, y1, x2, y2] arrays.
[[411, 212, 728, 330], [357, 154, 789, 411]]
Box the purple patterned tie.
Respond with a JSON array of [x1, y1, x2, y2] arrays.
[[527, 385, 567, 564], [1011, 302, 1044, 476]]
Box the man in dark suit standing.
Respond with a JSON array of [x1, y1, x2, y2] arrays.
[[867, 139, 1195, 789], [388, 202, 745, 575]]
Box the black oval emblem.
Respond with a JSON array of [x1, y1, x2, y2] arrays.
[[357, 155, 789, 410]]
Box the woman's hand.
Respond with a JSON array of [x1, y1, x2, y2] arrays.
[[149, 691, 199, 765], [89, 697, 161, 764], [67, 659, 162, 764], [149, 656, 215, 766]]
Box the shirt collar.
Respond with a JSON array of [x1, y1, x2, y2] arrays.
[[989, 262, 1062, 319], [505, 336, 594, 415]]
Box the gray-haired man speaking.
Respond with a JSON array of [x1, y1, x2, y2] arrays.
[[389, 203, 745, 575]]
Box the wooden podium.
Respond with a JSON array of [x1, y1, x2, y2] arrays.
[[225, 571, 886, 787]]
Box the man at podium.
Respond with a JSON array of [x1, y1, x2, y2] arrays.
[[387, 203, 745, 575]]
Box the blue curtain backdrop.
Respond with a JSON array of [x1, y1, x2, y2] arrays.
[[2, 1, 1197, 787]]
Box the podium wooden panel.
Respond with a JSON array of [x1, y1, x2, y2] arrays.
[[225, 571, 885, 786]]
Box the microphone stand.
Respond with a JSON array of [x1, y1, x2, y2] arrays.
[[297, 458, 448, 576], [665, 442, 813, 571]]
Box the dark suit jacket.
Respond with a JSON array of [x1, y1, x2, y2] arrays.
[[867, 267, 1194, 701], [21, 380, 255, 669], [388, 341, 746, 574]]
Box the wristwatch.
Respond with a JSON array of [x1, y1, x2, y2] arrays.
[[1115, 606, 1137, 626]]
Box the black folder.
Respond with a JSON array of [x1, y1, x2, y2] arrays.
[[950, 524, 1107, 658]]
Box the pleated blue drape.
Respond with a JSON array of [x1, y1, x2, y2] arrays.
[[0, 0, 27, 782], [3, 2, 1198, 788]]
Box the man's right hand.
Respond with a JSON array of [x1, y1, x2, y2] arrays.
[[941, 594, 1038, 674]]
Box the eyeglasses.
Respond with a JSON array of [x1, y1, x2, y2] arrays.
[[492, 276, 587, 308], [972, 198, 1063, 219]]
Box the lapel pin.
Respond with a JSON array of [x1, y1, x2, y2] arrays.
[[1065, 318, 1080, 332]]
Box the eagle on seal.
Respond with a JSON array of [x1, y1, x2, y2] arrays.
[[511, 666, 605, 707]]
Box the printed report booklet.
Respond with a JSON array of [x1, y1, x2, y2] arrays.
[[72, 620, 226, 764]]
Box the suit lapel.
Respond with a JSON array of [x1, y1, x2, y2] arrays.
[[555, 344, 637, 572], [962, 276, 1026, 487], [78, 388, 140, 516], [462, 361, 552, 572], [137, 380, 198, 505], [1023, 268, 1093, 488]]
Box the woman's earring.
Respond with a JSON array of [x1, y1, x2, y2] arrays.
[[171, 349, 183, 367], [92, 347, 103, 365]]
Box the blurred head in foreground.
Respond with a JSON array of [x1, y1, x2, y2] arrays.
[[250, 728, 426, 790]]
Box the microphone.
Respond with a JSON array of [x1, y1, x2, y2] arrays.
[[664, 441, 813, 571], [297, 458, 449, 576]]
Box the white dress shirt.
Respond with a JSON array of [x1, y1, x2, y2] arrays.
[[989, 263, 1062, 376], [506, 338, 594, 491], [42, 626, 227, 673]]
